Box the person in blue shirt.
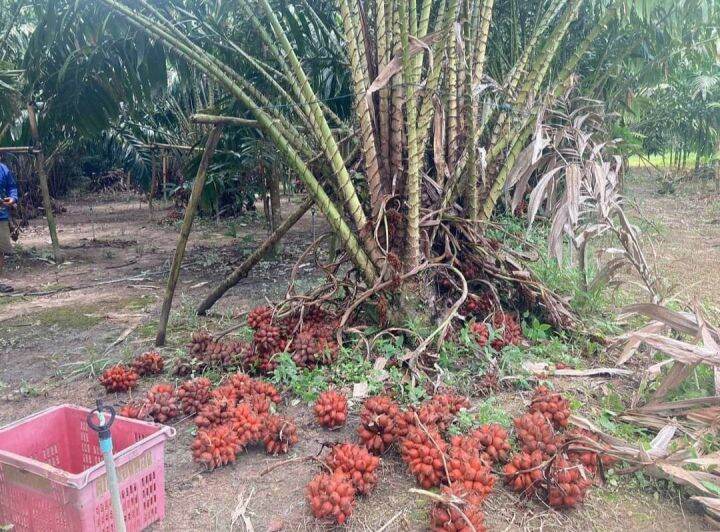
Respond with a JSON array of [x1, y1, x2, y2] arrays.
[[0, 161, 18, 292]]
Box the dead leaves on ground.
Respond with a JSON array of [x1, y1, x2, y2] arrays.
[[607, 302, 720, 525]]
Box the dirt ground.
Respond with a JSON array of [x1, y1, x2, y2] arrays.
[[0, 176, 717, 531], [625, 170, 720, 313]]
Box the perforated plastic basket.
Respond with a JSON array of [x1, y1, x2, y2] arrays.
[[0, 404, 175, 531]]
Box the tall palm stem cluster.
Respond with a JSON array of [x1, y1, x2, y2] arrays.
[[96, 0, 619, 325]]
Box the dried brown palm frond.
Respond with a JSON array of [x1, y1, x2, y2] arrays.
[[617, 301, 720, 400], [571, 414, 720, 526], [510, 92, 661, 299]]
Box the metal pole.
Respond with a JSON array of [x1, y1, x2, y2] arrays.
[[87, 402, 126, 532], [100, 427, 126, 532]]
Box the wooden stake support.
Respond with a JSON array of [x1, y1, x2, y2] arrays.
[[140, 142, 202, 152], [197, 196, 314, 315], [162, 154, 168, 202], [155, 127, 223, 346], [26, 102, 62, 264], [0, 146, 40, 154], [191, 114, 259, 128]]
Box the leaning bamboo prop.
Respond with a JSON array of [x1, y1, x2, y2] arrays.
[[155, 127, 222, 346], [197, 196, 315, 315], [191, 114, 259, 127], [26, 101, 62, 263]]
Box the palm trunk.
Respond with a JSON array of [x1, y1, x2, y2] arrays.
[[480, 0, 587, 216], [259, 0, 385, 270], [463, 2, 478, 222], [486, 0, 582, 168], [417, 0, 455, 153], [156, 127, 222, 346], [447, 26, 459, 169], [339, 0, 383, 214], [389, 2, 405, 192], [481, 122, 532, 220], [377, 0, 392, 176], [472, 0, 495, 87], [400, 0, 421, 269]]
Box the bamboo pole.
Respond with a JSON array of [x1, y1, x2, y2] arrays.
[[149, 154, 158, 211], [0, 123, 11, 143], [26, 102, 62, 263], [0, 146, 39, 154], [197, 196, 314, 315], [162, 153, 168, 202], [141, 142, 203, 152], [269, 167, 282, 254], [716, 139, 720, 192], [155, 127, 223, 346], [191, 114, 259, 127]]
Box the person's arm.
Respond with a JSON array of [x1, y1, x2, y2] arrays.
[[4, 167, 18, 205]]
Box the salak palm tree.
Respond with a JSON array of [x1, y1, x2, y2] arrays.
[[92, 0, 627, 340]]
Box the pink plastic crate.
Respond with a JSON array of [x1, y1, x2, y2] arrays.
[[0, 404, 175, 532]]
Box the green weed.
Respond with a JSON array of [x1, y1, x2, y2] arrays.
[[385, 366, 428, 404], [271, 353, 328, 402], [667, 364, 715, 401], [328, 348, 386, 396], [22, 305, 104, 329], [448, 397, 513, 436]]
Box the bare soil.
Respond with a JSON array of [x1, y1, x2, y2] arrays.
[[626, 170, 720, 313], [0, 179, 715, 531]]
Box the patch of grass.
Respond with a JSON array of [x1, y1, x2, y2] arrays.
[[0, 295, 16, 307], [629, 212, 669, 237], [667, 364, 715, 401], [21, 304, 104, 329], [271, 353, 328, 402], [438, 322, 590, 395], [448, 397, 514, 437], [123, 294, 154, 311], [627, 152, 711, 169], [328, 348, 386, 396], [527, 336, 585, 369], [529, 253, 614, 319], [385, 365, 428, 404], [170, 294, 201, 332], [135, 321, 158, 338], [374, 335, 406, 361], [60, 352, 113, 380], [595, 408, 653, 445], [233, 325, 254, 343], [19, 380, 44, 397]]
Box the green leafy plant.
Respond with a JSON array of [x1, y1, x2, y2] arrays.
[[271, 353, 328, 402]]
